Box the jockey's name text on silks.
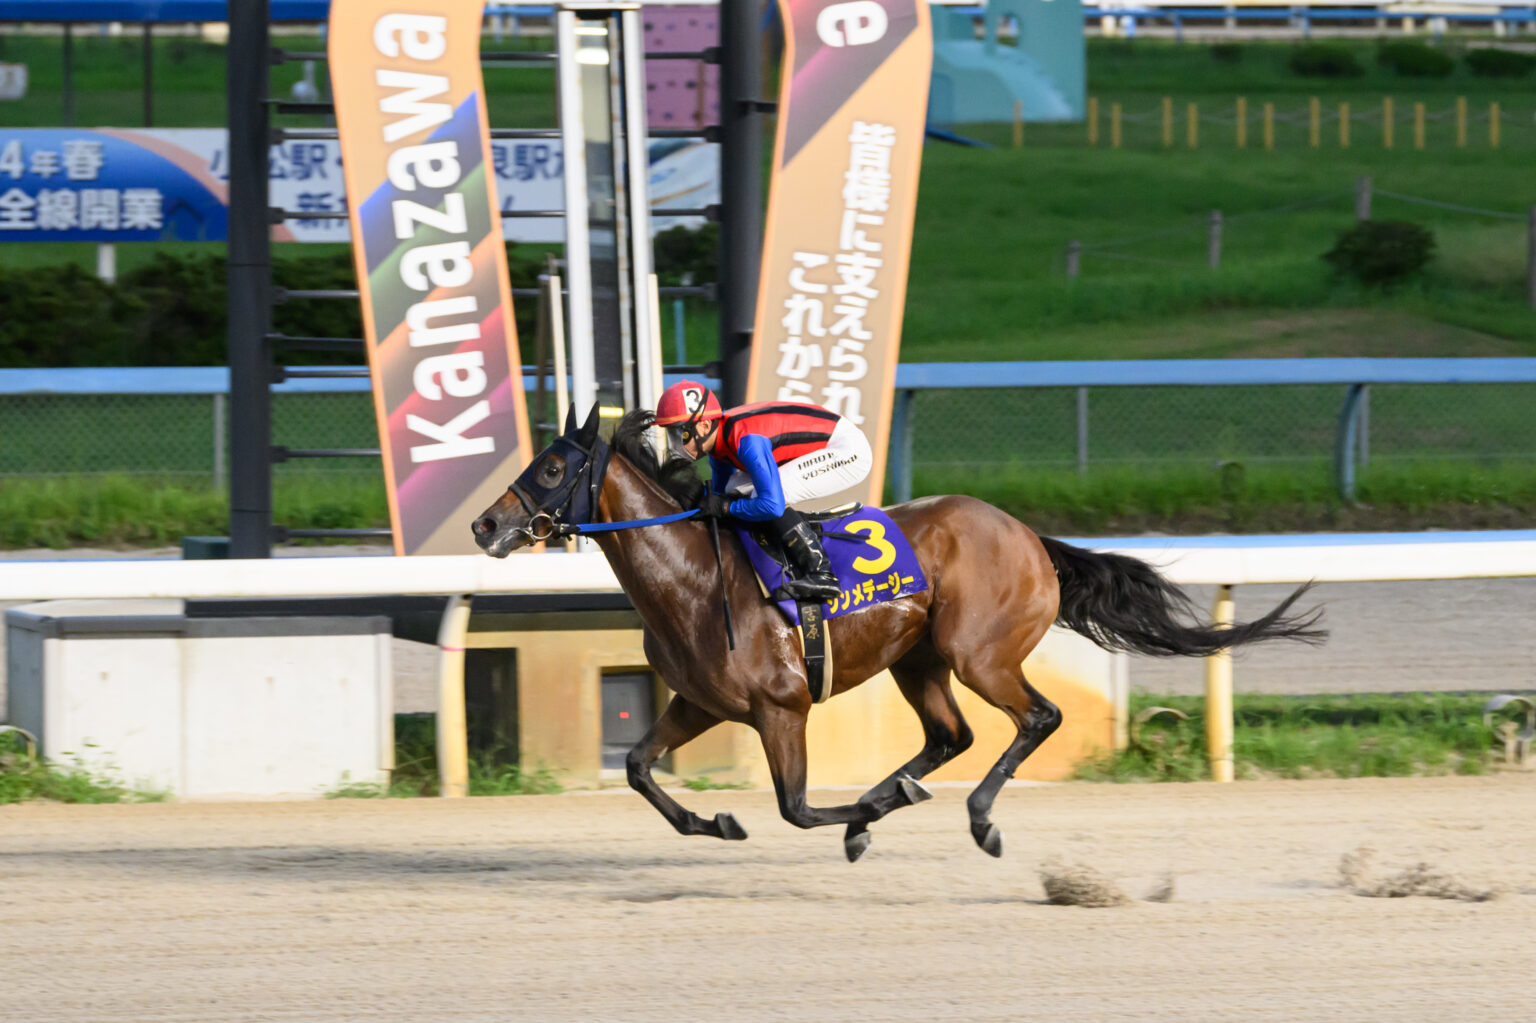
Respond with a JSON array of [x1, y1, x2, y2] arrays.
[[374, 14, 495, 466]]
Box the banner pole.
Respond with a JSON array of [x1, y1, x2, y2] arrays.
[[718, 0, 763, 408]]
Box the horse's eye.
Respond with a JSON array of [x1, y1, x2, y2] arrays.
[[543, 462, 560, 478]]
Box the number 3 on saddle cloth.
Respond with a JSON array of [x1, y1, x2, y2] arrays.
[[733, 507, 929, 705]]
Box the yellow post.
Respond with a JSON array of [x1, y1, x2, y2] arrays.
[[1382, 96, 1393, 148], [1012, 99, 1024, 148], [436, 594, 473, 798], [1204, 584, 1236, 783], [1263, 101, 1274, 150], [1235, 96, 1247, 148], [1088, 96, 1099, 145], [1456, 95, 1467, 147], [1490, 101, 1501, 148], [1162, 95, 1173, 147], [1309, 96, 1320, 147], [1414, 101, 1425, 150], [1339, 101, 1350, 148], [1111, 101, 1122, 148], [1187, 101, 1198, 148]]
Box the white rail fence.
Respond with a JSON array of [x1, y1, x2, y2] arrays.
[[5, 530, 1535, 788]]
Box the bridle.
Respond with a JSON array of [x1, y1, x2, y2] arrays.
[[502, 432, 613, 545], [493, 420, 733, 648]]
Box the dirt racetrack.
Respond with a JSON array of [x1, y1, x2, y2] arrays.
[[3, 775, 1534, 1022]]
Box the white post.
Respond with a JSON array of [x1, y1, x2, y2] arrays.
[[1204, 584, 1235, 782], [96, 243, 116, 283], [556, 10, 596, 421], [436, 594, 473, 798]]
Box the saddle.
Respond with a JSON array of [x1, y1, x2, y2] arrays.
[[733, 506, 929, 705]]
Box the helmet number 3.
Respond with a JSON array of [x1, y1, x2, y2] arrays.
[[846, 519, 897, 575]]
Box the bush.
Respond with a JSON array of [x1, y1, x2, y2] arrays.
[[0, 247, 544, 368], [1288, 43, 1363, 78], [652, 222, 718, 287], [1210, 42, 1244, 65], [1376, 41, 1454, 78], [1465, 47, 1536, 78], [1323, 220, 1436, 286]]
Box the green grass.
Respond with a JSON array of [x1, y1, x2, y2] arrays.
[[0, 33, 557, 129], [5, 456, 1530, 548], [910, 459, 1536, 534], [7, 33, 1536, 364], [1076, 691, 1510, 782], [0, 473, 386, 548], [0, 732, 171, 804], [681, 775, 752, 791], [325, 714, 562, 799], [2, 35, 1534, 536]]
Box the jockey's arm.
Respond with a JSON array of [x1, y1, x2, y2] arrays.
[[718, 433, 785, 521]]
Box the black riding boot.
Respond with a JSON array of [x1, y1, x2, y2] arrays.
[[776, 511, 842, 601]]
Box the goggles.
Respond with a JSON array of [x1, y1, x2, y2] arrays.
[[666, 417, 714, 460]]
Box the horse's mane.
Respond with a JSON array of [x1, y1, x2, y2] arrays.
[[610, 409, 706, 509]]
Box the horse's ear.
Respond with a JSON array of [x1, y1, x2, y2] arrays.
[[563, 404, 577, 436], [579, 404, 601, 445]]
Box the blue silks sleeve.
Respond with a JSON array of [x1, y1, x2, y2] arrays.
[[707, 454, 730, 495], [723, 434, 785, 521]]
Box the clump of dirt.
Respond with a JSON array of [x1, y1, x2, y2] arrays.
[[1338, 847, 1496, 903], [1039, 859, 1130, 908], [1143, 873, 1177, 903]]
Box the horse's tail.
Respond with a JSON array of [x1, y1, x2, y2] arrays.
[[1037, 535, 1326, 657]]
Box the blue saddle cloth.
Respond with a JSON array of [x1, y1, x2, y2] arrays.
[[734, 507, 929, 622]]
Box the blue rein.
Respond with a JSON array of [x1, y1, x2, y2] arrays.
[[560, 508, 701, 535]]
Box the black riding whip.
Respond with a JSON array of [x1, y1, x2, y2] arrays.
[[707, 516, 736, 652]]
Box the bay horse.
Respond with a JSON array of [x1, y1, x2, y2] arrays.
[[473, 406, 1324, 861]]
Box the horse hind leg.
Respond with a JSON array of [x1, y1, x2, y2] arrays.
[[953, 665, 1062, 858], [627, 695, 746, 841], [843, 651, 975, 863]]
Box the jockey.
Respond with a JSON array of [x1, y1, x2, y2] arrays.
[[655, 381, 873, 602]]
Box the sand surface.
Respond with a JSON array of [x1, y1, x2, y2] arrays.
[[3, 775, 1533, 1021]]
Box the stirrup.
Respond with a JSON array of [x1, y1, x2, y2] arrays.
[[780, 573, 841, 601]]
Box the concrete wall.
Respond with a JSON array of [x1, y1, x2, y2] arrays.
[[6, 601, 393, 799], [469, 613, 1125, 789]]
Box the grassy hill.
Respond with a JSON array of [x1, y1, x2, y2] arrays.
[[3, 33, 1533, 361], [1, 32, 1532, 540]]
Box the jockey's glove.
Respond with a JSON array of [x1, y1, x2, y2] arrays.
[[696, 493, 733, 520]]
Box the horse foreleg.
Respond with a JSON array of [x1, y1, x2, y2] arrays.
[[627, 695, 747, 841], [843, 655, 974, 862], [755, 699, 927, 834]]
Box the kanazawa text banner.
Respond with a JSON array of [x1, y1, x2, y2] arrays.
[[329, 1, 532, 555]]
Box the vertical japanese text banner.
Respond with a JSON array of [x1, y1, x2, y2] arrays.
[[330, 1, 532, 555], [747, 0, 931, 508]]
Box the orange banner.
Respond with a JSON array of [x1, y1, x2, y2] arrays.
[[746, 0, 932, 508], [329, 1, 531, 554]]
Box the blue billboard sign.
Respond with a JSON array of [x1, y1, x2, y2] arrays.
[[0, 129, 228, 242]]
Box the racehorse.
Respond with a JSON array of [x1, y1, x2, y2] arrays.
[[473, 406, 1324, 861]]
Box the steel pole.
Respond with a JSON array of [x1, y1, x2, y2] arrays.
[[718, 0, 763, 407], [226, 0, 273, 557]]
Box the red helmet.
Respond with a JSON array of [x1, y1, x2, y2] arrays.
[[656, 381, 723, 427]]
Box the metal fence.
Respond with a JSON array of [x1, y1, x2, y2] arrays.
[[3, 361, 1536, 498]]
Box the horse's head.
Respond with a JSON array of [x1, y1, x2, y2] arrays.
[[472, 404, 608, 557]]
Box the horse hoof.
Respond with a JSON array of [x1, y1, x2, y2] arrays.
[[897, 776, 933, 805], [713, 812, 748, 841], [844, 830, 872, 863], [972, 821, 1004, 858]]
